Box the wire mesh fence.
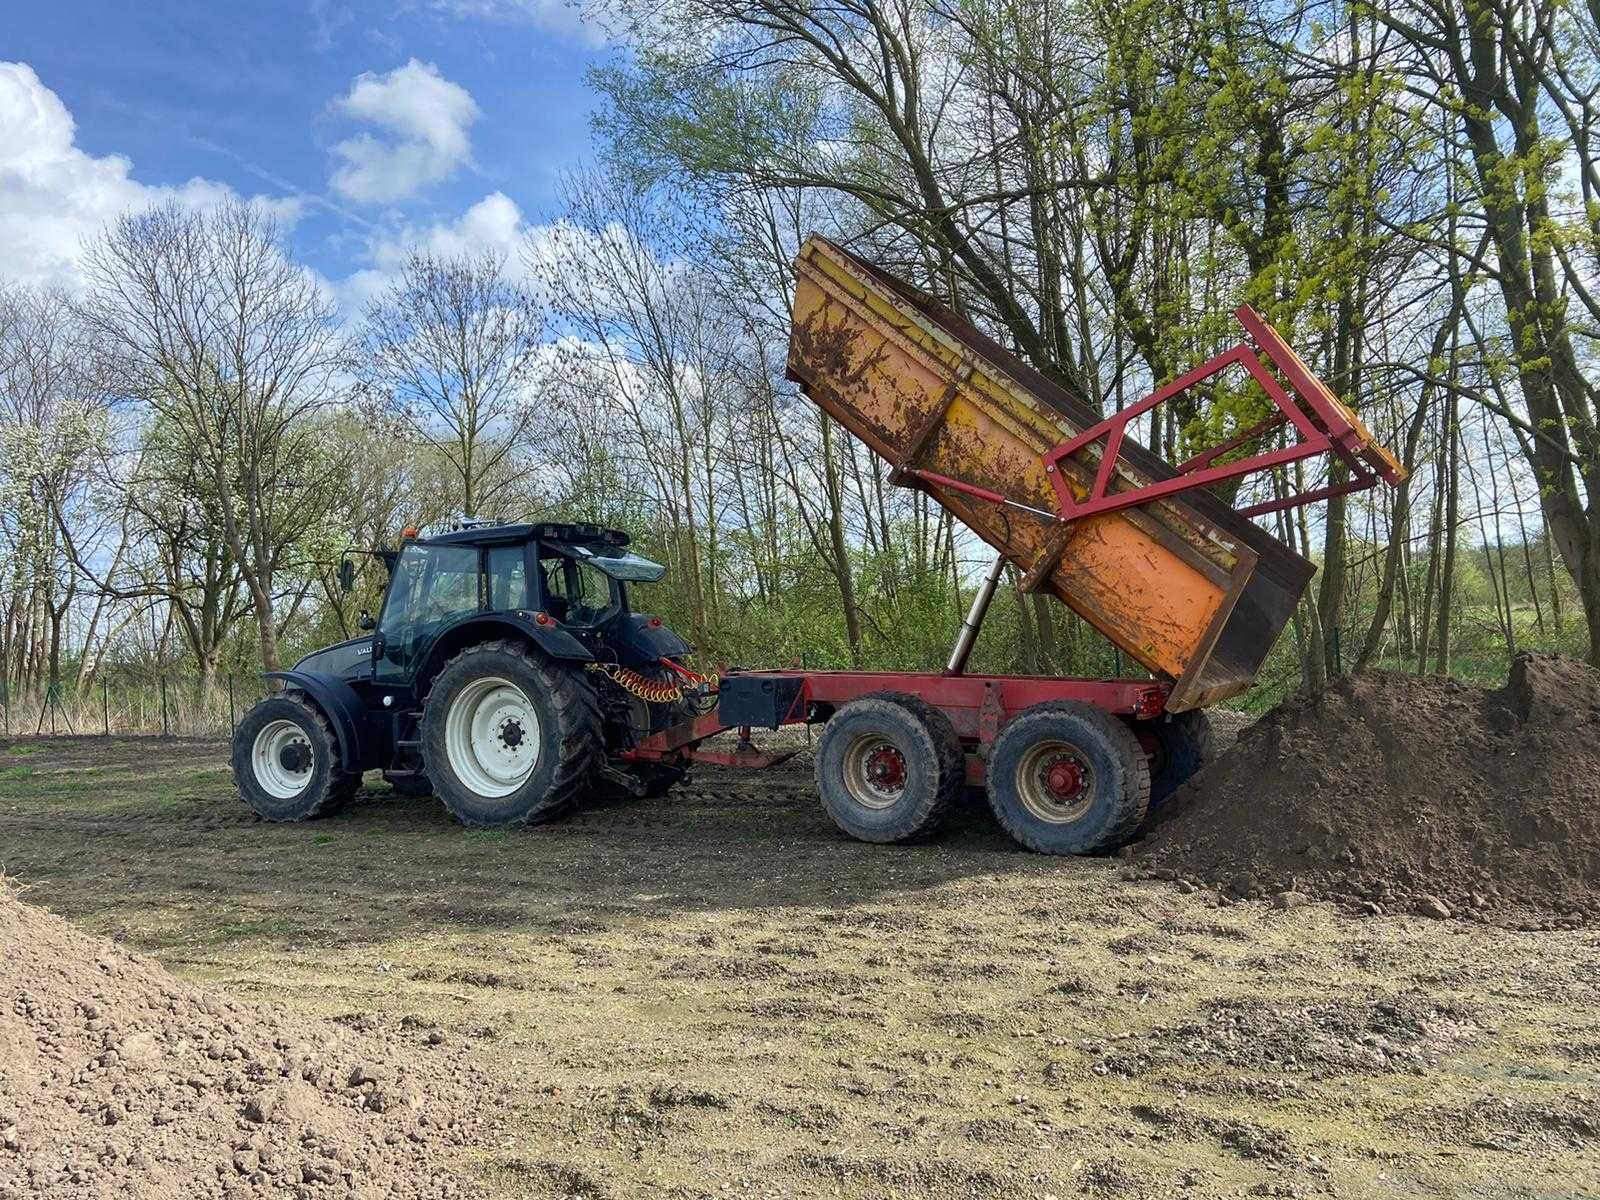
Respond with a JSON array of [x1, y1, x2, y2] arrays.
[[0, 674, 271, 740]]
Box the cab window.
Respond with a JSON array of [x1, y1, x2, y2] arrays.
[[486, 545, 529, 610], [541, 556, 619, 627]]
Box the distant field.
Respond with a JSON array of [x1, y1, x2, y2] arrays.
[[1, 735, 1595, 1199]]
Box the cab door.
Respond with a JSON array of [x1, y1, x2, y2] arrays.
[[374, 544, 483, 688]]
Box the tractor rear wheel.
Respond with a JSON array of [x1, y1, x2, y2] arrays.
[[986, 701, 1150, 855], [814, 695, 963, 844], [421, 639, 600, 827], [231, 694, 355, 822]]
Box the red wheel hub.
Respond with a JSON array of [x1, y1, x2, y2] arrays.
[[1044, 754, 1087, 801], [864, 744, 906, 791]]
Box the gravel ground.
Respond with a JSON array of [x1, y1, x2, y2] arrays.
[[0, 733, 1595, 1199]]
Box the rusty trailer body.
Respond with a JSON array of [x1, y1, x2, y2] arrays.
[[785, 235, 1403, 710], [620, 236, 1406, 855]]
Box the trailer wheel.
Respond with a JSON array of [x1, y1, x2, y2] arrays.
[[857, 691, 966, 829], [231, 694, 354, 822], [422, 639, 600, 827], [986, 702, 1150, 855], [814, 696, 962, 843], [1141, 709, 1214, 807]]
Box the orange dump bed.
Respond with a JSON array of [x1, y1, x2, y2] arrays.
[[786, 236, 1324, 711]]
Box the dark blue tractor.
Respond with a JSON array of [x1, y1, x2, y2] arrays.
[[230, 521, 701, 826]]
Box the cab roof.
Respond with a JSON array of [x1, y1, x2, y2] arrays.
[[418, 521, 631, 549]]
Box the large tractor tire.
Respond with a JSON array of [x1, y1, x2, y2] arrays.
[[421, 639, 601, 828], [232, 693, 358, 822], [1142, 709, 1215, 807], [814, 695, 964, 844], [986, 701, 1150, 855]]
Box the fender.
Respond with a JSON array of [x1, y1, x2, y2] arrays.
[[610, 612, 692, 666], [265, 670, 384, 773], [414, 612, 595, 695]]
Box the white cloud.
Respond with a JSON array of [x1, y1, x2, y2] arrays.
[[339, 191, 533, 311], [0, 62, 292, 292], [328, 59, 480, 204]]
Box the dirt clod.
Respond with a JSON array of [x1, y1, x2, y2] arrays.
[[1138, 653, 1600, 924], [0, 889, 497, 1198]]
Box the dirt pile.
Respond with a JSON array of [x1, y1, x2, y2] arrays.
[[0, 887, 499, 1199], [1135, 652, 1600, 926]]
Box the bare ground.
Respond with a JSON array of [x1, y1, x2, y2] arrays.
[[0, 733, 1596, 1199]]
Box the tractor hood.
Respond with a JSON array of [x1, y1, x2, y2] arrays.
[[294, 635, 375, 682], [549, 541, 667, 583]]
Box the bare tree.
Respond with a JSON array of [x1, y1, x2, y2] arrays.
[[82, 199, 350, 672], [357, 249, 543, 520], [0, 285, 117, 692], [530, 169, 740, 650]]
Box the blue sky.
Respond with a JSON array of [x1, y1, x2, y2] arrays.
[[3, 0, 613, 302]]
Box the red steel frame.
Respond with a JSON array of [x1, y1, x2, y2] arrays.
[[620, 670, 1170, 783], [908, 304, 1406, 524]]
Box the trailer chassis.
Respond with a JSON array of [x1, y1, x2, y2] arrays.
[[620, 668, 1169, 785]]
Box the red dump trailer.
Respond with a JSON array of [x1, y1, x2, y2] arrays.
[[621, 236, 1406, 853]]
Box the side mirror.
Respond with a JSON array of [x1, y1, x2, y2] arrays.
[[358, 611, 376, 632], [337, 558, 356, 593]]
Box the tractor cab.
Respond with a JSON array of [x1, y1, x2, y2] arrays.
[[310, 522, 684, 697]]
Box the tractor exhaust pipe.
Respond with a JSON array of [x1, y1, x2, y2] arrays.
[[945, 552, 1007, 676]]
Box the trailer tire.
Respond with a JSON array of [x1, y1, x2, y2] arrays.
[[814, 696, 962, 844], [1142, 709, 1214, 807], [422, 639, 601, 828], [232, 694, 355, 822], [986, 701, 1150, 855], [856, 691, 965, 832]]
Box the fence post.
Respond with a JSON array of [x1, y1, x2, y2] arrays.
[[228, 675, 236, 730], [103, 680, 110, 736], [160, 676, 170, 738]]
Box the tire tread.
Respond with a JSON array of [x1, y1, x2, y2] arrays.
[[987, 701, 1150, 854], [423, 639, 601, 827]]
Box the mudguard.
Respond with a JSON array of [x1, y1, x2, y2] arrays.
[[414, 613, 594, 692], [610, 613, 692, 666], [265, 670, 384, 772], [505, 612, 595, 662]]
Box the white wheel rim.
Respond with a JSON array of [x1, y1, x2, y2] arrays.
[[252, 719, 314, 800], [445, 675, 540, 798]]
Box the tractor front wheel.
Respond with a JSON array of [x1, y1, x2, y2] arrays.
[[421, 640, 600, 827], [232, 694, 355, 821]]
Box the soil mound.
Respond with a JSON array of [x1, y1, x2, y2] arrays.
[[0, 888, 498, 1198], [1135, 652, 1600, 926]]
